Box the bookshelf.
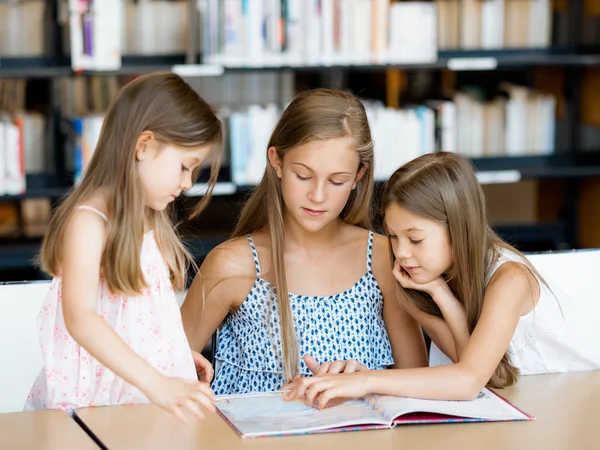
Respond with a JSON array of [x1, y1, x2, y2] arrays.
[[471, 153, 600, 179], [1, 0, 600, 281], [5, 48, 600, 79]]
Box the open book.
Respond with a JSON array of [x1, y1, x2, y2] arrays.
[[215, 389, 533, 438]]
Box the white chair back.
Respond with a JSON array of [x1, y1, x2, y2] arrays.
[[0, 281, 49, 413]]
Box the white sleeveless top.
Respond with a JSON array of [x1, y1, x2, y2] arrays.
[[429, 248, 600, 375]]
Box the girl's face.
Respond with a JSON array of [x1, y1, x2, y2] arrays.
[[269, 137, 365, 233], [384, 203, 453, 283], [136, 134, 212, 211]]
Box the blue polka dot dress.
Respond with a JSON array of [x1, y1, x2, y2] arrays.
[[211, 231, 394, 395]]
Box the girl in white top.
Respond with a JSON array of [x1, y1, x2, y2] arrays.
[[286, 151, 600, 406]]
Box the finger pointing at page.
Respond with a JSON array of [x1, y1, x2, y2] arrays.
[[304, 354, 321, 375]]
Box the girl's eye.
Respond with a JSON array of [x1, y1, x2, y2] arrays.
[[296, 174, 310, 181], [330, 180, 345, 186], [410, 239, 423, 245], [182, 165, 190, 172]]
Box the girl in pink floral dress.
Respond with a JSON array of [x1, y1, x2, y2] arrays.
[[24, 72, 223, 422]]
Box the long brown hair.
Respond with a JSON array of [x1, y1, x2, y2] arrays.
[[232, 89, 375, 381], [382, 152, 546, 388], [40, 72, 223, 296]]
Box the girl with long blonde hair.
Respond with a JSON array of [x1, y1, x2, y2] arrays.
[[286, 151, 600, 407], [24, 72, 223, 422], [182, 89, 428, 394]]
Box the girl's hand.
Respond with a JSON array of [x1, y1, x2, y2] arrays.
[[284, 372, 371, 410], [146, 374, 216, 423], [393, 260, 449, 299], [280, 355, 367, 393], [191, 349, 214, 383], [303, 354, 368, 376]]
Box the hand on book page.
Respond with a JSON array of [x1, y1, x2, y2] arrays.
[[148, 375, 216, 423], [304, 354, 369, 376], [281, 378, 345, 410], [280, 355, 368, 408], [284, 371, 370, 410]]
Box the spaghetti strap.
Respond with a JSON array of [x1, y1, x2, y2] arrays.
[[76, 205, 108, 223], [246, 235, 262, 277], [366, 231, 374, 273]]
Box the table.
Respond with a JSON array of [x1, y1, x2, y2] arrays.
[[74, 371, 600, 450], [0, 409, 98, 449]]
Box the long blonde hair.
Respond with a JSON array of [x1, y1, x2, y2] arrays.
[[382, 152, 547, 389], [40, 72, 223, 296], [232, 89, 375, 381]]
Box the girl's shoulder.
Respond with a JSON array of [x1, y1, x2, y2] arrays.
[[201, 234, 259, 281], [197, 235, 261, 310], [338, 225, 392, 281], [486, 249, 540, 315], [76, 190, 110, 220], [336, 224, 389, 264], [488, 260, 537, 286], [67, 204, 109, 239], [338, 223, 372, 245], [486, 246, 533, 284]]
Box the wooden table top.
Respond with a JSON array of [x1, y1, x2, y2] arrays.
[[75, 371, 600, 450]]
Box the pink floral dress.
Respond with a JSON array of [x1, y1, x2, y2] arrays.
[[24, 206, 197, 413]]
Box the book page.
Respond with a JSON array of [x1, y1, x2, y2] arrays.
[[367, 389, 529, 424], [215, 391, 389, 437]]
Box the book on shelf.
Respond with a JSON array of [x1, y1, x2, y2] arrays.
[[215, 388, 533, 438], [72, 115, 103, 183], [0, 112, 24, 195], [60, 0, 192, 62], [0, 197, 51, 238], [0, 0, 48, 57], [57, 75, 121, 181], [21, 198, 52, 237], [436, 0, 553, 50], [122, 0, 189, 55], [63, 0, 123, 71], [0, 80, 47, 196]]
